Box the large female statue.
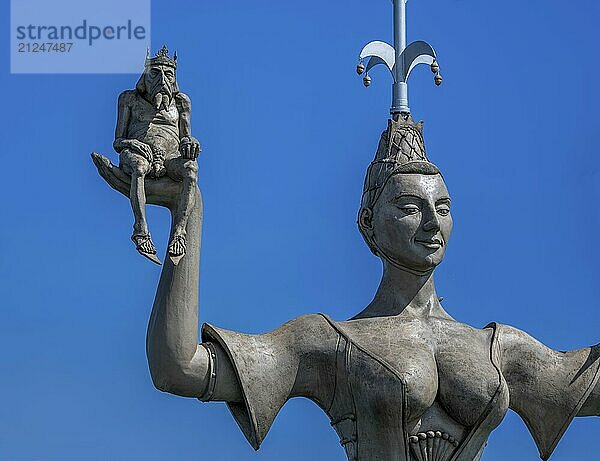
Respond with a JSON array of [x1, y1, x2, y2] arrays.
[[93, 113, 600, 461]]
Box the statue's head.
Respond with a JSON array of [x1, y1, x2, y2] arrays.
[[136, 46, 179, 110], [358, 116, 452, 275]]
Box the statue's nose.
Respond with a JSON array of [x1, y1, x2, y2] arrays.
[[422, 208, 440, 232]]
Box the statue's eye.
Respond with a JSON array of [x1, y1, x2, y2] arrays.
[[436, 206, 450, 216], [400, 205, 420, 215]]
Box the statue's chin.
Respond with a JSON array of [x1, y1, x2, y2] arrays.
[[380, 250, 444, 274]]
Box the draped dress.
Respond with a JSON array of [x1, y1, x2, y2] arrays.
[[201, 313, 600, 461]]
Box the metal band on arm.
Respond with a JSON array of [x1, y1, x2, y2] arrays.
[[199, 342, 218, 402]]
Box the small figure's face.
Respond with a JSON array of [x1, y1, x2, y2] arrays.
[[144, 64, 176, 109], [361, 173, 453, 273]]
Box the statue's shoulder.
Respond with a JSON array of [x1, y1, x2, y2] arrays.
[[174, 92, 191, 110], [202, 313, 339, 356], [483, 321, 535, 353], [267, 314, 340, 353], [117, 89, 138, 105]]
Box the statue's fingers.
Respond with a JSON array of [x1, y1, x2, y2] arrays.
[[91, 152, 131, 197]]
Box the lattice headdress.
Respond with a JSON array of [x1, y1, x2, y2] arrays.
[[361, 115, 440, 210]]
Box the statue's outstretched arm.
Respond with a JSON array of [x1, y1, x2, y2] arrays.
[[91, 153, 241, 401], [496, 324, 600, 459]]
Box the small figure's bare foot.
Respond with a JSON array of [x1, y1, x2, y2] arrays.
[[132, 233, 162, 265], [168, 234, 186, 265]]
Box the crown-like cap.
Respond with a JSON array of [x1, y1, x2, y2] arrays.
[[145, 45, 177, 69], [374, 115, 428, 165], [362, 115, 439, 208]]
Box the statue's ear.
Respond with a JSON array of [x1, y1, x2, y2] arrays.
[[358, 207, 380, 256], [172, 76, 179, 94], [135, 71, 146, 94], [358, 207, 374, 233]]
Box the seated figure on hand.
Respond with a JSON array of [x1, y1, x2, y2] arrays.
[[113, 45, 200, 264]]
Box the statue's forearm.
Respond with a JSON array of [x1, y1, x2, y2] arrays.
[[145, 189, 210, 397], [179, 111, 192, 140], [114, 93, 131, 151], [176, 93, 193, 141]]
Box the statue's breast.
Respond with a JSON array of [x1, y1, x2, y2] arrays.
[[432, 319, 500, 427], [340, 317, 438, 422], [339, 316, 501, 426]]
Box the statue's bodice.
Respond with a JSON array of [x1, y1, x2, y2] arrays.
[[339, 315, 501, 424], [324, 315, 508, 461]]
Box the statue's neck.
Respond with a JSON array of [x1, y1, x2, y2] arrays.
[[353, 263, 451, 320]]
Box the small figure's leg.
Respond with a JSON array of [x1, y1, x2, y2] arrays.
[[121, 150, 160, 264], [165, 157, 198, 264]]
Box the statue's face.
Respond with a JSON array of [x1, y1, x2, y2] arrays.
[[367, 173, 452, 272], [143, 64, 176, 110]]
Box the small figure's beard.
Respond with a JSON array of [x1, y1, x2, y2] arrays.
[[147, 83, 173, 111], [153, 92, 171, 111]]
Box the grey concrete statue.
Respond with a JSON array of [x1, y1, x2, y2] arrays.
[[112, 45, 200, 265], [92, 113, 600, 461]]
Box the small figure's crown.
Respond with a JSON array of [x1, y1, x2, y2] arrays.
[[145, 45, 177, 69]]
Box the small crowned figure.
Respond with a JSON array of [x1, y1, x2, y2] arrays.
[[109, 45, 201, 264]]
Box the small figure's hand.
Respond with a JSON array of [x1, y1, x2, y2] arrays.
[[92, 152, 190, 210], [125, 139, 154, 162], [179, 136, 201, 159]]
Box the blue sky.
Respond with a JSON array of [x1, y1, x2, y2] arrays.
[[1, 0, 599, 460]]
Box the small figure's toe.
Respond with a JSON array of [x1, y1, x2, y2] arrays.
[[132, 233, 161, 265], [140, 241, 156, 254], [142, 252, 162, 265], [168, 235, 186, 265]]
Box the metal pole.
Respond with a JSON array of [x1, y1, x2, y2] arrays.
[[393, 0, 406, 62], [358, 0, 439, 115], [391, 0, 409, 115]]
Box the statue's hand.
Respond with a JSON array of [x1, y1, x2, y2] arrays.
[[179, 136, 201, 160], [123, 139, 154, 162], [91, 152, 184, 210]]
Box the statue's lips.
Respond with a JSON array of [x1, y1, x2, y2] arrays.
[[415, 239, 443, 249]]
